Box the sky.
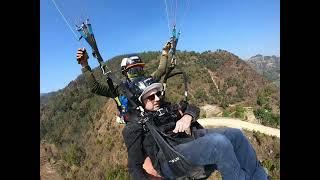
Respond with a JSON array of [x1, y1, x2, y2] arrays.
[[40, 0, 280, 93]]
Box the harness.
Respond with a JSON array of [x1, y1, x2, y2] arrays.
[[137, 109, 206, 179]]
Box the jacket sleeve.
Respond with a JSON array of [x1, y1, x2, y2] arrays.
[[81, 65, 118, 98], [122, 122, 149, 180], [151, 54, 169, 82], [182, 103, 200, 122]]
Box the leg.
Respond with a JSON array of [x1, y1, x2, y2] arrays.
[[194, 128, 268, 179], [174, 133, 245, 180]]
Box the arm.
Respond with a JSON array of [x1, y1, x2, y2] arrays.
[[151, 40, 172, 81], [173, 102, 200, 134], [122, 122, 149, 180], [81, 66, 117, 98], [182, 103, 200, 122], [77, 48, 118, 98]]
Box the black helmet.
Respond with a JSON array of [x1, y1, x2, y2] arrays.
[[128, 77, 163, 103], [121, 54, 145, 78]]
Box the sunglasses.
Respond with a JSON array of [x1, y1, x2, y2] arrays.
[[127, 66, 144, 74], [146, 91, 162, 101]]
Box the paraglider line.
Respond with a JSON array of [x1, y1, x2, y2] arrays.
[[170, 0, 175, 28], [179, 0, 191, 31], [50, 0, 79, 40], [164, 0, 171, 36], [175, 0, 178, 26]]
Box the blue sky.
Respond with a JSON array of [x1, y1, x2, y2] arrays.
[[40, 0, 280, 93]]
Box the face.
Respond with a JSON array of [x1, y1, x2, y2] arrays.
[[142, 89, 162, 111]]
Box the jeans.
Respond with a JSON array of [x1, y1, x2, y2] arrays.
[[160, 128, 268, 180]]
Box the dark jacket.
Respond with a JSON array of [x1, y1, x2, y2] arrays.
[[122, 101, 200, 180]]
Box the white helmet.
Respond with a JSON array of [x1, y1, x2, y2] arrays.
[[121, 55, 145, 77]]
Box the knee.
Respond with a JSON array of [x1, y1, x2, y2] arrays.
[[228, 128, 243, 135], [226, 128, 245, 139], [206, 133, 232, 149]]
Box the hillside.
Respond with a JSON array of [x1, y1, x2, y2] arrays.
[[40, 50, 280, 179], [246, 54, 280, 87], [40, 91, 60, 105]]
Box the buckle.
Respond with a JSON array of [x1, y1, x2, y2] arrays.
[[157, 108, 167, 117]]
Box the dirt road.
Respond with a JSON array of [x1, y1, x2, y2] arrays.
[[198, 117, 280, 138]]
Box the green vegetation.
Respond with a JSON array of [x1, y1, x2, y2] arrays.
[[104, 166, 129, 180], [250, 130, 280, 179], [254, 108, 280, 127], [254, 86, 280, 128], [222, 105, 246, 119], [63, 143, 86, 166], [234, 106, 246, 119], [200, 110, 207, 118], [194, 89, 208, 102]]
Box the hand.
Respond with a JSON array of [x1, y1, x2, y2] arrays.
[[76, 48, 89, 67], [143, 157, 163, 179], [162, 40, 172, 55], [173, 114, 192, 135]]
